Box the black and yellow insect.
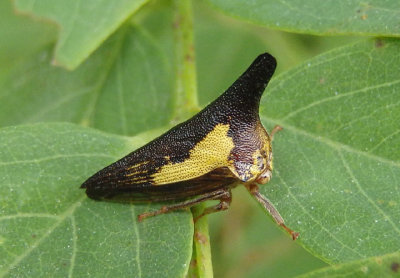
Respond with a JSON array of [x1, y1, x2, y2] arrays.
[[81, 53, 298, 239]]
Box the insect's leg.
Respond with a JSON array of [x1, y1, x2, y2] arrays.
[[270, 125, 283, 141], [137, 188, 231, 222], [193, 188, 232, 222], [245, 183, 299, 240]]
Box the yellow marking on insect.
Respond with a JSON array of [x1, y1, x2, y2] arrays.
[[128, 177, 148, 182], [152, 124, 235, 184], [126, 161, 150, 177], [127, 161, 149, 171]]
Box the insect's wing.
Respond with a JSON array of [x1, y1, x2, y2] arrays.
[[83, 165, 237, 202], [81, 122, 238, 200]]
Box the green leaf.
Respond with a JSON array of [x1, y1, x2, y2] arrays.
[[0, 123, 193, 277], [297, 252, 400, 278], [0, 25, 173, 136], [260, 38, 400, 263], [0, 0, 56, 78], [194, 1, 360, 108], [205, 0, 400, 37], [13, 0, 149, 69], [210, 187, 327, 278]]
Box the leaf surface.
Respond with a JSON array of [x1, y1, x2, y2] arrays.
[[297, 252, 400, 278], [0, 0, 56, 78], [0, 123, 193, 277], [206, 0, 400, 36], [210, 187, 327, 278], [0, 25, 173, 136], [260, 38, 400, 263]]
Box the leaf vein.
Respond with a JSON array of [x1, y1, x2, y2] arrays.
[[261, 116, 400, 168], [0, 153, 115, 166], [281, 79, 400, 121], [338, 151, 400, 235], [0, 213, 60, 222], [0, 196, 85, 277], [368, 129, 400, 153], [275, 171, 365, 258], [130, 205, 142, 278], [68, 215, 78, 278]]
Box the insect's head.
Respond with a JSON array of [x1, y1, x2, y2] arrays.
[[243, 124, 274, 185]]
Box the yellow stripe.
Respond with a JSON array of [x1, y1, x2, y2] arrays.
[[152, 124, 234, 184]]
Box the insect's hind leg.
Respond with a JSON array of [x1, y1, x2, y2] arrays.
[[193, 188, 232, 222], [138, 188, 232, 222]]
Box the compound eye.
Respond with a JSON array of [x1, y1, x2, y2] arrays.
[[260, 149, 267, 157], [257, 155, 265, 170]]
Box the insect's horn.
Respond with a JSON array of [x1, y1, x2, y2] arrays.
[[234, 52, 276, 100], [214, 53, 276, 120]]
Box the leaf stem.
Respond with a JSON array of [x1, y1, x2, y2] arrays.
[[172, 0, 199, 122], [190, 204, 213, 278], [172, 0, 213, 277]]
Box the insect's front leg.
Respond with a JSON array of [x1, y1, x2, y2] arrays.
[[270, 125, 283, 141], [138, 188, 232, 222], [245, 183, 299, 240]]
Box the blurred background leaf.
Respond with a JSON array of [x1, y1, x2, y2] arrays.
[[13, 0, 150, 69], [0, 9, 173, 135], [0, 0, 56, 80]]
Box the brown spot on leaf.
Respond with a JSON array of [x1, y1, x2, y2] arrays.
[[361, 14, 368, 20], [375, 39, 384, 48], [391, 262, 400, 272], [319, 78, 325, 84]]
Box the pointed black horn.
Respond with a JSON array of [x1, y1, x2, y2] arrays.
[[211, 53, 276, 121]]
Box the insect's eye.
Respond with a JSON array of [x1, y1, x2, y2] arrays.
[[257, 155, 265, 170], [260, 149, 267, 157]]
